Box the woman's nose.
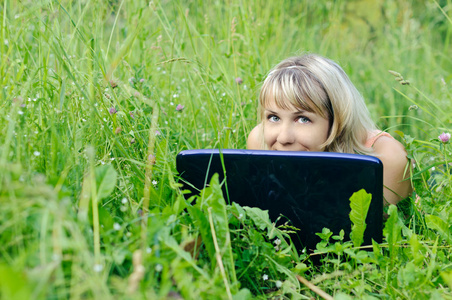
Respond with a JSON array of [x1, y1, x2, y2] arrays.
[[276, 124, 295, 145]]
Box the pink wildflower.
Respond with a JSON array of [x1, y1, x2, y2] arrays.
[[109, 107, 117, 114], [148, 154, 156, 165], [438, 132, 451, 143], [175, 104, 185, 111], [235, 77, 243, 85], [109, 80, 118, 89]]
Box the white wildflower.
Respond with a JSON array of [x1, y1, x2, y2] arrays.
[[93, 264, 103, 272], [113, 223, 121, 231], [155, 264, 163, 272]]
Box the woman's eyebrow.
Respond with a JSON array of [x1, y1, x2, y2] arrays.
[[290, 109, 309, 115], [294, 109, 307, 113], [296, 108, 317, 115]]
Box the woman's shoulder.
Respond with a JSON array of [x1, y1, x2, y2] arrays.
[[365, 130, 395, 148], [247, 124, 263, 149], [372, 134, 410, 182], [371, 133, 406, 157], [372, 133, 412, 204]]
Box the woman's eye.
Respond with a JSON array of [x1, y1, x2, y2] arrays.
[[297, 116, 311, 124], [268, 115, 280, 122]]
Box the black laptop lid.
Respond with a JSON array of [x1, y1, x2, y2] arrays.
[[176, 149, 383, 251]]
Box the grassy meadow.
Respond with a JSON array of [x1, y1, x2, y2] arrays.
[[1, 0, 452, 298]]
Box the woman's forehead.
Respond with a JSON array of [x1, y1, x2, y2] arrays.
[[263, 95, 301, 110], [262, 89, 315, 112]]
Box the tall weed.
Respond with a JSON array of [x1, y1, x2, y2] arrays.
[[1, 0, 452, 298]]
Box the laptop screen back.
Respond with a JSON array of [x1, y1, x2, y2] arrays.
[[176, 149, 383, 251]]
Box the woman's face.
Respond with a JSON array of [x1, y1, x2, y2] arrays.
[[263, 98, 330, 152]]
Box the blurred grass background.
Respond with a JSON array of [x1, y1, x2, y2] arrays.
[[1, 0, 452, 298]]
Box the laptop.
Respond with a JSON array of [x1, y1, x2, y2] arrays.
[[176, 149, 383, 251]]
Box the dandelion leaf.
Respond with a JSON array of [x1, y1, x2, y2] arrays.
[[186, 205, 215, 263], [192, 174, 237, 285], [243, 206, 271, 232], [349, 189, 372, 247], [383, 205, 402, 265]]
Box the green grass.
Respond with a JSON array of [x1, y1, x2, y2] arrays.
[[1, 0, 452, 298]]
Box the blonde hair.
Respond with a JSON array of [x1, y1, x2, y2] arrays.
[[259, 54, 375, 154]]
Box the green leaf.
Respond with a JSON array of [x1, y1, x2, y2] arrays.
[[98, 205, 114, 231], [316, 227, 333, 241], [409, 234, 424, 265], [264, 254, 297, 280], [383, 205, 401, 244], [95, 164, 117, 200], [163, 236, 209, 279], [229, 202, 246, 227], [425, 214, 452, 244], [232, 288, 252, 300], [193, 174, 237, 288], [0, 264, 32, 300], [243, 206, 285, 240], [187, 205, 215, 262], [441, 270, 452, 289], [349, 189, 372, 247], [383, 205, 402, 267], [372, 239, 384, 264], [243, 206, 272, 232]]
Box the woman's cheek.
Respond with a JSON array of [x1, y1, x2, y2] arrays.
[[262, 128, 271, 146]]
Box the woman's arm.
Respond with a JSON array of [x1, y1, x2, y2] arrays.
[[372, 136, 413, 205], [247, 124, 263, 149]]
